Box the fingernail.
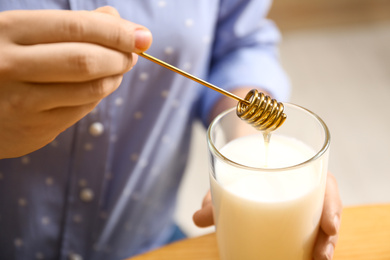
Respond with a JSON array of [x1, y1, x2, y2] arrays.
[[333, 215, 340, 233], [326, 243, 334, 260], [134, 29, 152, 52]]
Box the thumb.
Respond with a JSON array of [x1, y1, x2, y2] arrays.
[[193, 191, 214, 227]]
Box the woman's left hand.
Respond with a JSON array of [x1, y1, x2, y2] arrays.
[[193, 173, 343, 260]]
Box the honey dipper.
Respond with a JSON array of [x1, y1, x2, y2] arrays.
[[139, 52, 286, 131]]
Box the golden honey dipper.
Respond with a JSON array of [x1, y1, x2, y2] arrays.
[[139, 52, 286, 131]]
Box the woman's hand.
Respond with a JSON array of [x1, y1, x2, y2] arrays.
[[0, 6, 152, 158], [193, 173, 343, 260], [312, 173, 342, 260], [193, 190, 214, 228]]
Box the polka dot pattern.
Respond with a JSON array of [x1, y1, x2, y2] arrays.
[[35, 252, 44, 259], [73, 215, 82, 223], [161, 90, 169, 98], [185, 18, 194, 27], [164, 46, 174, 55], [157, 1, 166, 7], [45, 177, 54, 186], [84, 143, 93, 151], [41, 216, 50, 225], [14, 238, 23, 248], [114, 97, 124, 106], [0, 0, 285, 258], [18, 198, 27, 207], [139, 72, 149, 81], [134, 111, 143, 120], [21, 156, 30, 165]]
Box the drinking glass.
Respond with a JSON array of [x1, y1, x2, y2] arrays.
[[207, 103, 330, 260]]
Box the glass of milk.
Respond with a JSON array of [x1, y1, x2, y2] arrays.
[[207, 103, 330, 260]]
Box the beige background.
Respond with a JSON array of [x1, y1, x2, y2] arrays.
[[175, 0, 390, 237]]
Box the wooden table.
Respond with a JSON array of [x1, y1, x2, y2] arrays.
[[128, 204, 390, 260]]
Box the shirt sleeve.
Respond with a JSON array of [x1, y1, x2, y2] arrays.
[[199, 0, 291, 125]]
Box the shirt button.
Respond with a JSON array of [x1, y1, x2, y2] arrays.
[[80, 188, 94, 202], [68, 253, 83, 260], [89, 122, 104, 137]]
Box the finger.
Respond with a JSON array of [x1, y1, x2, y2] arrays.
[[8, 43, 134, 82], [312, 228, 339, 260], [43, 101, 100, 133], [193, 191, 214, 227], [28, 75, 123, 111], [3, 9, 152, 53], [202, 191, 212, 207], [10, 101, 99, 146], [193, 203, 214, 228], [94, 6, 121, 17], [321, 173, 343, 236]]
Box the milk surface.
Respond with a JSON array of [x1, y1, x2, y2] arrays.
[[211, 134, 326, 260]]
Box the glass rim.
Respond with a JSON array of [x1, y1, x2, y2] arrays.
[[207, 103, 331, 172]]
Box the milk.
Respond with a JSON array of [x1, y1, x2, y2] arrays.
[[210, 134, 327, 260]]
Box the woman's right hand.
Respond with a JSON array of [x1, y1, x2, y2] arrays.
[[0, 6, 152, 158]]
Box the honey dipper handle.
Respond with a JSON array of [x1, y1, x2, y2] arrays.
[[138, 52, 249, 104]]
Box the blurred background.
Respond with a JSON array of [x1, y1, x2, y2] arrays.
[[175, 0, 390, 237]]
